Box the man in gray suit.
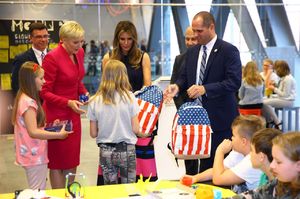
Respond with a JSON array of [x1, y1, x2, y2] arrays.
[[11, 22, 49, 95]]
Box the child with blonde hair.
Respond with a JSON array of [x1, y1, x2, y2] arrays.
[[239, 61, 264, 110], [87, 59, 140, 184], [12, 61, 70, 190], [182, 115, 265, 193]]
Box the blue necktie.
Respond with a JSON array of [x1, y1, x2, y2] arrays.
[[198, 45, 207, 85], [197, 45, 207, 106], [41, 52, 45, 60]]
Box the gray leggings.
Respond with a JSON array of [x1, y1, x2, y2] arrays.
[[262, 98, 294, 124], [98, 142, 136, 185]]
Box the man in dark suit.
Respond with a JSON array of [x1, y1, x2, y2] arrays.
[[11, 22, 49, 95], [170, 26, 199, 175], [165, 11, 242, 173]]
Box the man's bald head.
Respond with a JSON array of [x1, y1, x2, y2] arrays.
[[185, 26, 197, 48]]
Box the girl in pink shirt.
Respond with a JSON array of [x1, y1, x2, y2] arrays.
[[12, 61, 71, 190]]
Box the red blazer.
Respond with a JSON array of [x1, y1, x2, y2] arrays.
[[40, 43, 87, 169]]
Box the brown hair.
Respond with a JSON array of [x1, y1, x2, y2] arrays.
[[263, 58, 273, 66], [273, 132, 300, 197], [12, 61, 45, 127], [193, 11, 216, 28], [91, 59, 132, 105], [29, 22, 47, 36], [231, 115, 265, 140], [251, 128, 282, 162], [274, 60, 290, 78], [243, 61, 263, 86], [111, 20, 143, 68]]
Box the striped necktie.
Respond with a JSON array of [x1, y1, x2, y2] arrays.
[[41, 51, 45, 60], [198, 45, 207, 85], [196, 45, 207, 106]]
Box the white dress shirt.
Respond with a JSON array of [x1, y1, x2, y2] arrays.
[[32, 46, 47, 65]]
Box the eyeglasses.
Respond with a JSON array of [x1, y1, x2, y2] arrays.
[[32, 34, 50, 39]]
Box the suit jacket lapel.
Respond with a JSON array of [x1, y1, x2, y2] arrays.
[[29, 48, 39, 64], [204, 39, 221, 81]]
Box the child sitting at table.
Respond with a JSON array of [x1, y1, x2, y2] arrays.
[[250, 128, 282, 187], [182, 115, 265, 193], [229, 132, 300, 198], [238, 61, 264, 110], [87, 59, 141, 185], [250, 128, 282, 186]]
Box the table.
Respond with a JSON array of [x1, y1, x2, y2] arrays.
[[0, 180, 235, 199]]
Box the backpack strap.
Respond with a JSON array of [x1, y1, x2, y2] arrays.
[[167, 143, 179, 167]]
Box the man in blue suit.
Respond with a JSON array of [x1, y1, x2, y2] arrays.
[[11, 22, 49, 95], [165, 11, 242, 173]]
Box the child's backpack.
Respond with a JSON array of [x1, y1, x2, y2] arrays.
[[170, 102, 212, 159], [135, 85, 163, 137]]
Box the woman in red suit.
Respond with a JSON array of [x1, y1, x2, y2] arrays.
[[40, 21, 88, 188]]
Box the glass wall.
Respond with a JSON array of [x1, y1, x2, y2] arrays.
[[0, 0, 299, 95]]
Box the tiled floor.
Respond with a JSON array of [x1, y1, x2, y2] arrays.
[[0, 118, 99, 194]]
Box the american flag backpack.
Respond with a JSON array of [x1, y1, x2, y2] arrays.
[[135, 85, 163, 136], [170, 102, 212, 159]]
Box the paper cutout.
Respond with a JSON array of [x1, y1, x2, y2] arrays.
[[0, 35, 9, 48], [10, 44, 28, 59], [1, 73, 12, 90], [0, 49, 9, 63]]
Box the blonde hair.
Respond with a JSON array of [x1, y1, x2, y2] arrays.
[[272, 132, 300, 196], [59, 21, 85, 40], [91, 59, 132, 105], [12, 61, 45, 127], [243, 61, 263, 87], [231, 115, 265, 140], [111, 21, 143, 68]]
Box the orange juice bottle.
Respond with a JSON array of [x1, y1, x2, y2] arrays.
[[265, 88, 272, 98]]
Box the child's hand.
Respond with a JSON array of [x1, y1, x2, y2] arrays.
[[136, 132, 148, 138], [217, 139, 232, 154], [267, 81, 275, 90], [58, 124, 73, 139]]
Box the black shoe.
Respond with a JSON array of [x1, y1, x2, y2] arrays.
[[266, 121, 275, 128], [274, 122, 282, 130]]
